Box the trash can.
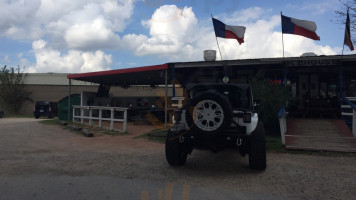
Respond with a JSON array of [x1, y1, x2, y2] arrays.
[[58, 94, 81, 121]]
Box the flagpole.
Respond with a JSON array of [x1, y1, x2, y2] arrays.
[[211, 14, 223, 60], [342, 7, 350, 56], [215, 34, 224, 60], [281, 12, 285, 58]]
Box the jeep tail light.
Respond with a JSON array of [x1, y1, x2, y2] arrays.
[[243, 112, 251, 123], [174, 110, 182, 122]]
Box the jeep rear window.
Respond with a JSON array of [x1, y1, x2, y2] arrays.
[[229, 89, 251, 109]]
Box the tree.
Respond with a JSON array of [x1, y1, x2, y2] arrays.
[[0, 66, 32, 114], [335, 0, 356, 43], [249, 72, 292, 132]]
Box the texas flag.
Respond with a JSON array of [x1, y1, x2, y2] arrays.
[[281, 15, 320, 40], [344, 10, 354, 51], [212, 18, 246, 44]]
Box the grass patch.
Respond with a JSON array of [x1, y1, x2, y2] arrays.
[[70, 123, 127, 136], [38, 119, 58, 125], [38, 119, 127, 136], [266, 136, 284, 152], [100, 129, 127, 136], [135, 128, 168, 143]]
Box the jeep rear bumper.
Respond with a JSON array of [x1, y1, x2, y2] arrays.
[[173, 130, 251, 152]]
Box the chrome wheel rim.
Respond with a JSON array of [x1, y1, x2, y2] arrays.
[[192, 100, 224, 131]]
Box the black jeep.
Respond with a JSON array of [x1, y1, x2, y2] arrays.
[[34, 101, 58, 119], [165, 83, 266, 170]]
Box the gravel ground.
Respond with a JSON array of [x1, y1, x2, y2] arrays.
[[1, 118, 356, 200]]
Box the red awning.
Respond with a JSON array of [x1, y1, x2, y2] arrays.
[[67, 64, 169, 86]]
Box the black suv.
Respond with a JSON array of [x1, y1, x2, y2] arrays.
[[34, 101, 58, 119], [165, 83, 266, 170]]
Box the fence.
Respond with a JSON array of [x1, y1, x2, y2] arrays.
[[341, 97, 356, 137], [73, 106, 128, 133]]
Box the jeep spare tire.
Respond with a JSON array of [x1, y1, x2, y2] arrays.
[[185, 91, 232, 135]]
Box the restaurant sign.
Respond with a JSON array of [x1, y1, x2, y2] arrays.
[[283, 59, 341, 66]]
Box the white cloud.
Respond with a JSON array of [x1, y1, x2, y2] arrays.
[[222, 7, 267, 24], [125, 5, 338, 62], [27, 40, 112, 73], [0, 0, 42, 39], [64, 17, 121, 50], [32, 39, 47, 50], [81, 51, 112, 72], [129, 5, 206, 60], [300, 1, 339, 15], [4, 55, 10, 63], [0, 0, 134, 50], [46, 0, 134, 51], [0, 0, 135, 72], [121, 34, 149, 50]]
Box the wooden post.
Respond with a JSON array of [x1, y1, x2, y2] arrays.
[[99, 108, 102, 127], [81, 108, 84, 124], [72, 106, 75, 123], [279, 116, 286, 145], [68, 79, 71, 121], [110, 108, 114, 130], [89, 107, 93, 125], [123, 109, 127, 133]]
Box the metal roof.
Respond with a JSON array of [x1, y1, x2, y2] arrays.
[[173, 54, 356, 68], [67, 64, 168, 86], [67, 54, 356, 87]]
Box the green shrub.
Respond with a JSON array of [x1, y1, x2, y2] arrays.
[[0, 66, 32, 114], [249, 72, 292, 128]]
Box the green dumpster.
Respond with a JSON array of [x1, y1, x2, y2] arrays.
[[58, 94, 81, 120]]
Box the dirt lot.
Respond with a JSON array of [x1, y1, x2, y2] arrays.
[[1, 118, 356, 200]]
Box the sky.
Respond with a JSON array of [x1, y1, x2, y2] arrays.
[[0, 0, 352, 73]]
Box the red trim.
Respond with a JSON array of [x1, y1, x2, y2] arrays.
[[67, 64, 168, 79], [294, 24, 320, 40], [225, 30, 244, 44], [345, 32, 354, 51]]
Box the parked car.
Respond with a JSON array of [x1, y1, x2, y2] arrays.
[[0, 109, 4, 118], [34, 101, 58, 119]]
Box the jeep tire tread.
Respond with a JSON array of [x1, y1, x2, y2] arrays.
[[249, 121, 266, 170], [165, 130, 187, 166]]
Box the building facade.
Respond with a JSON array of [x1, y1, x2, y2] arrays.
[[20, 73, 180, 115]]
